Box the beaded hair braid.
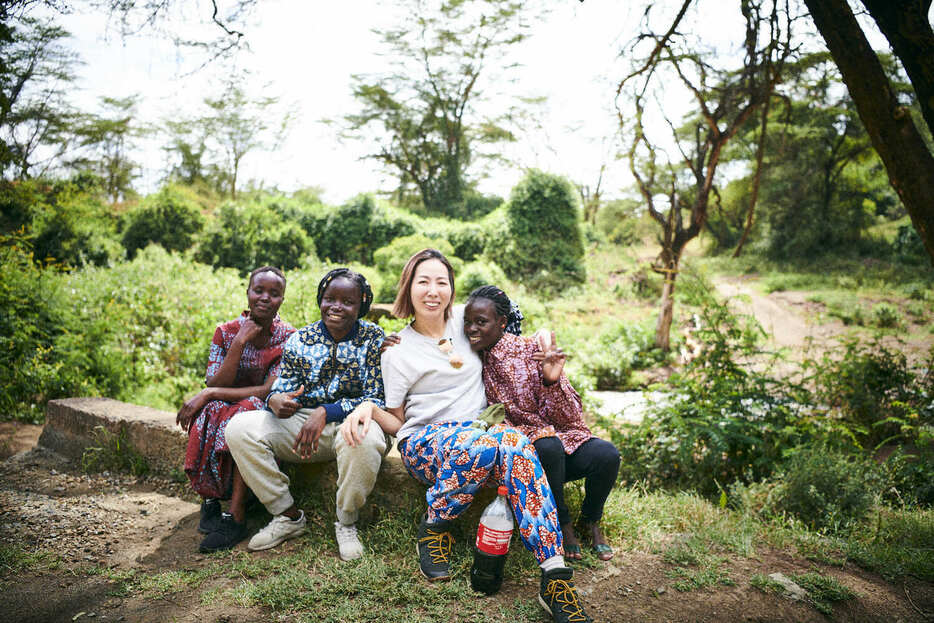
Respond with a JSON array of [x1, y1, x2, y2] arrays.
[[316, 268, 373, 319], [466, 285, 523, 336]]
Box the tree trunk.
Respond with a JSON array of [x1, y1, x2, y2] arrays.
[[860, 0, 934, 137], [654, 263, 678, 351], [804, 0, 934, 264], [733, 94, 771, 257]]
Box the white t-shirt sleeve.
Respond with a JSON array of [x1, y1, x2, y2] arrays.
[[381, 344, 413, 410]]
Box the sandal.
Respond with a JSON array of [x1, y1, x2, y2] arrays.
[[565, 543, 583, 560], [593, 543, 614, 561]]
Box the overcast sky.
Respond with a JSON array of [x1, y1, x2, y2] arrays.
[[50, 0, 906, 205]]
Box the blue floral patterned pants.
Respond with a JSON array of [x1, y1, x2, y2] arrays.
[[399, 420, 563, 562]]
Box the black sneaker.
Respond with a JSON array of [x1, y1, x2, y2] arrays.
[[199, 512, 248, 553], [538, 567, 593, 623], [416, 513, 453, 581], [198, 498, 221, 534]]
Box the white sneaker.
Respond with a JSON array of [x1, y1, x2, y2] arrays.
[[247, 511, 306, 551], [334, 521, 364, 561]]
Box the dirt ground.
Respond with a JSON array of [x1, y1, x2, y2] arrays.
[[1, 284, 932, 622]]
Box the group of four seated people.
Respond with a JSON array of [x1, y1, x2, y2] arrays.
[[176, 248, 620, 623]]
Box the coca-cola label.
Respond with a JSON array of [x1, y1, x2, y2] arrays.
[[476, 524, 511, 555]]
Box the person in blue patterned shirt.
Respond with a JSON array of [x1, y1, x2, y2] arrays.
[[226, 268, 402, 560]]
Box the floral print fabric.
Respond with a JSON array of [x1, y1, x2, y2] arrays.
[[481, 333, 593, 454], [399, 420, 563, 562], [185, 313, 295, 499]]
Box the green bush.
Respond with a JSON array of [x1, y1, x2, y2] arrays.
[[196, 203, 315, 273], [312, 194, 415, 264], [456, 259, 507, 301], [772, 448, 878, 532], [121, 185, 205, 258], [576, 321, 668, 390], [372, 234, 462, 303], [893, 224, 926, 265], [810, 338, 932, 448], [499, 170, 585, 292], [870, 302, 901, 328], [447, 223, 488, 261], [595, 198, 640, 245]]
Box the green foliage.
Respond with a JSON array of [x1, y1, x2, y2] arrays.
[[81, 425, 150, 476], [500, 169, 584, 292], [575, 320, 668, 390], [772, 448, 878, 532], [594, 198, 641, 245], [789, 572, 856, 615], [870, 302, 900, 328], [372, 234, 462, 302], [456, 259, 507, 302], [0, 234, 75, 422], [312, 194, 415, 264], [893, 224, 927, 265], [447, 223, 487, 261], [196, 202, 314, 273], [809, 338, 932, 449], [121, 185, 204, 258]]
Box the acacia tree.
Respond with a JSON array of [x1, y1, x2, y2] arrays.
[[618, 0, 795, 350], [0, 16, 79, 179], [801, 0, 934, 264], [342, 0, 533, 217]]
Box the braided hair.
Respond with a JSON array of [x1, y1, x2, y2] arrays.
[[466, 285, 523, 335], [317, 268, 373, 319], [248, 265, 286, 289]]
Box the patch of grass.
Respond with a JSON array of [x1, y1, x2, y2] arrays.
[[790, 571, 856, 615], [80, 425, 149, 476], [661, 537, 735, 592], [749, 573, 785, 595], [845, 507, 934, 581], [134, 568, 214, 597], [0, 544, 60, 575]]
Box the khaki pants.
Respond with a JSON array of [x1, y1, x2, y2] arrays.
[[226, 408, 389, 523]]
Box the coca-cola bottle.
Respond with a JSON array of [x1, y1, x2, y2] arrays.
[[471, 485, 513, 595]]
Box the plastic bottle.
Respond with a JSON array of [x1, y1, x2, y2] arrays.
[[470, 485, 513, 595]]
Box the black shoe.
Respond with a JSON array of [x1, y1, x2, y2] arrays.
[[199, 512, 248, 553], [416, 513, 453, 581], [198, 498, 221, 534], [538, 567, 593, 623]]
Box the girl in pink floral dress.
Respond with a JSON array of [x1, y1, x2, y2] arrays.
[[464, 285, 620, 561]]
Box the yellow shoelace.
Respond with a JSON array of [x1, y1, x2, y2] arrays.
[[544, 579, 588, 622], [419, 528, 453, 564]]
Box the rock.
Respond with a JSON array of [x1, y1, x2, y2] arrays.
[[656, 586, 666, 595], [768, 572, 807, 601]]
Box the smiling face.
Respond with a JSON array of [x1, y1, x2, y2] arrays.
[[247, 271, 286, 323], [319, 276, 361, 341], [464, 297, 506, 352], [409, 258, 453, 323]]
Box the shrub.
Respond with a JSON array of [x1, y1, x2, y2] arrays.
[[372, 234, 462, 302], [499, 170, 585, 291], [576, 321, 668, 390], [870, 302, 900, 328], [121, 185, 205, 258], [773, 448, 878, 532], [456, 259, 508, 301], [312, 194, 415, 264], [595, 198, 640, 245], [893, 224, 926, 265], [447, 223, 488, 261], [810, 338, 932, 448], [196, 203, 315, 273]]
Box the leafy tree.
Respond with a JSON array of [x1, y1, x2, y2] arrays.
[[67, 95, 144, 203], [801, 0, 934, 263], [121, 185, 205, 258], [0, 16, 79, 179], [342, 0, 534, 217], [499, 169, 584, 290]]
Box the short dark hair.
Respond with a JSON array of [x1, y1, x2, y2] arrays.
[[466, 285, 523, 335], [248, 266, 286, 290], [392, 248, 455, 320], [317, 268, 373, 318]]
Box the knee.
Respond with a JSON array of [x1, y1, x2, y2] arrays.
[[225, 409, 262, 450], [593, 439, 621, 472], [533, 437, 565, 466]]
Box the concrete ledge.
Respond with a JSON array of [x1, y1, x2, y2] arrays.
[[39, 397, 185, 475]]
